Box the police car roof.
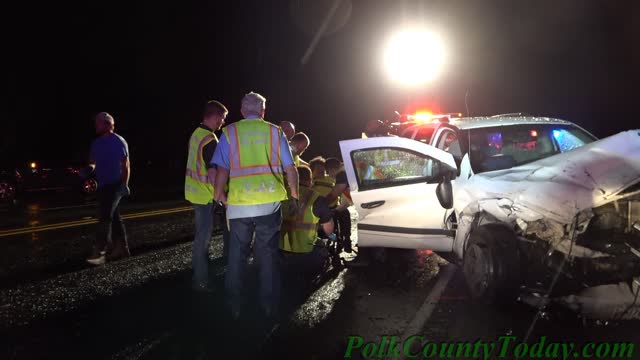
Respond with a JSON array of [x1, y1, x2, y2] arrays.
[[451, 115, 574, 130]]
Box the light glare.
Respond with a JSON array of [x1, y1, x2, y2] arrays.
[[383, 29, 446, 87]]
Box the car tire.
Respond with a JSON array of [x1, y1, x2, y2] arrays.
[[462, 224, 520, 305], [82, 178, 98, 194]]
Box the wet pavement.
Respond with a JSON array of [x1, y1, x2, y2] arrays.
[[2, 204, 640, 359]]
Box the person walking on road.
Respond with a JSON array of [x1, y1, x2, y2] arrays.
[[86, 112, 131, 265], [212, 92, 299, 321], [185, 100, 229, 292]]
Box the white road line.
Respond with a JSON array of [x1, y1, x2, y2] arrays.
[[398, 264, 458, 360]]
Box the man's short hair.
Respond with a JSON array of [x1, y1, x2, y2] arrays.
[[96, 112, 114, 124], [325, 157, 342, 171], [297, 165, 312, 184], [204, 100, 228, 118], [241, 91, 266, 117], [291, 132, 310, 147], [309, 156, 326, 172]]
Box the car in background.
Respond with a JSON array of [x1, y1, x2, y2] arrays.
[[0, 160, 97, 205], [341, 114, 640, 320]]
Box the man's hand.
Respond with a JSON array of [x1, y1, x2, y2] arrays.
[[287, 197, 299, 217], [118, 184, 131, 197]]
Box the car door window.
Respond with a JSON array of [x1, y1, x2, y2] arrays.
[[436, 131, 461, 158], [351, 147, 442, 191]]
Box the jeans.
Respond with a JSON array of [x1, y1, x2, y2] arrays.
[[335, 208, 352, 249], [226, 210, 282, 317], [280, 245, 327, 280], [192, 203, 230, 287], [96, 183, 127, 252]]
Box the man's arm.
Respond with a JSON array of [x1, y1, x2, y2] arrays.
[[326, 183, 346, 204], [279, 131, 298, 199], [207, 167, 217, 189], [211, 134, 230, 204], [313, 196, 334, 234], [202, 139, 218, 194], [121, 156, 130, 185], [214, 167, 229, 204], [284, 164, 299, 200]]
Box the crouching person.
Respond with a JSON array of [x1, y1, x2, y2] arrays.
[[280, 166, 334, 283]]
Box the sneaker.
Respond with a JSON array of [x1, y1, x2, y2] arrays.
[[86, 254, 106, 265], [343, 240, 353, 254]]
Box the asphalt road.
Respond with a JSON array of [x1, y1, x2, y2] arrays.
[[2, 200, 640, 360]]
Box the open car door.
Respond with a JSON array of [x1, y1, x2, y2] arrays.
[[339, 137, 457, 251]]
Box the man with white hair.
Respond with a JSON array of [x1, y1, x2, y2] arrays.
[[212, 91, 299, 321], [86, 112, 131, 265]]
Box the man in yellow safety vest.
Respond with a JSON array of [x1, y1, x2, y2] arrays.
[[280, 165, 334, 279], [290, 132, 310, 167], [185, 100, 228, 293], [213, 92, 299, 321]]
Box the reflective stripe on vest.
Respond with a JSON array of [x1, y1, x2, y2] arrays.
[[280, 186, 320, 253], [223, 119, 287, 205], [185, 127, 217, 204]]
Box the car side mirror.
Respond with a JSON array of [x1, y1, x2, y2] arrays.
[[435, 174, 453, 209]]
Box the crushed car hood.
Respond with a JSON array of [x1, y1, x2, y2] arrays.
[[457, 130, 640, 224]]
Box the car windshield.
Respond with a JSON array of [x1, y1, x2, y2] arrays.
[[460, 124, 596, 173]]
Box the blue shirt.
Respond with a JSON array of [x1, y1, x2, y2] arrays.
[[90, 133, 129, 187], [211, 119, 294, 219]]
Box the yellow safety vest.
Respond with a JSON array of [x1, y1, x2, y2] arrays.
[[223, 119, 288, 205], [312, 175, 339, 208], [280, 186, 320, 253], [185, 127, 217, 204]]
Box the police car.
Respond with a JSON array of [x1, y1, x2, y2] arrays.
[[340, 113, 640, 318]]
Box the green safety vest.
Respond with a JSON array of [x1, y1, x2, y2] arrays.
[[280, 186, 320, 253], [312, 175, 339, 208], [223, 119, 288, 205], [185, 127, 217, 204]]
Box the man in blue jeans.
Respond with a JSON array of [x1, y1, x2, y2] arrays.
[[86, 112, 131, 265], [185, 100, 229, 293], [213, 92, 299, 321]]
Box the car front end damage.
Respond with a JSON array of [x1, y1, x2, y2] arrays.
[[454, 130, 640, 320]]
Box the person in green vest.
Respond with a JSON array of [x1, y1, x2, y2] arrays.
[[185, 100, 228, 293], [213, 91, 299, 321], [290, 132, 310, 167], [280, 165, 334, 280], [310, 156, 340, 209]]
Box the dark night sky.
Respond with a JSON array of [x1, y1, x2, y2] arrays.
[[4, 0, 639, 167]]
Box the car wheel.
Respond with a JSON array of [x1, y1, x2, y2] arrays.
[[82, 178, 98, 194], [0, 181, 16, 201], [463, 224, 520, 304]]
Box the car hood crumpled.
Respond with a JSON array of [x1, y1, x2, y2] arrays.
[[456, 130, 640, 224]]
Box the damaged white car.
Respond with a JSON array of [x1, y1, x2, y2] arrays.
[[339, 115, 640, 320]]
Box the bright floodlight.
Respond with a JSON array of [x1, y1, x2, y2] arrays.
[[383, 29, 446, 87]]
